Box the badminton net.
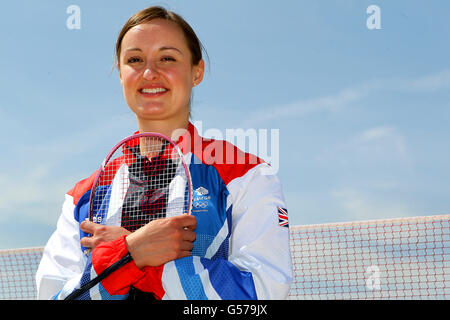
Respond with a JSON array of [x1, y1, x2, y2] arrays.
[[288, 214, 449, 299], [0, 214, 448, 299]]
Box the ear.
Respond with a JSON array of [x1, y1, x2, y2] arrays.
[[192, 59, 205, 86]]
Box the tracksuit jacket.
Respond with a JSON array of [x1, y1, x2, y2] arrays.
[[35, 123, 293, 300]]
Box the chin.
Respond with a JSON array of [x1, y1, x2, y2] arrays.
[[134, 105, 167, 117]]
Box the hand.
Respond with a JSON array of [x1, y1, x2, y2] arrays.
[[80, 219, 131, 250], [125, 215, 197, 269]]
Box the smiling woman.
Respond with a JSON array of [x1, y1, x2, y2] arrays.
[[35, 5, 292, 301]]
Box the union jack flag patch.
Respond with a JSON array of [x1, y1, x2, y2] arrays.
[[277, 207, 289, 228]]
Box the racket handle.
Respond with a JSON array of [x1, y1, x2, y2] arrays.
[[64, 253, 133, 300]]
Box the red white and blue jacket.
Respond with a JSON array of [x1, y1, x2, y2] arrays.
[[35, 123, 293, 300]]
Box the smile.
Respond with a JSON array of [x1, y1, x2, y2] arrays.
[[140, 88, 168, 94]]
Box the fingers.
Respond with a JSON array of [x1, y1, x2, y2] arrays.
[[175, 224, 196, 258], [167, 216, 196, 242], [80, 219, 96, 234], [181, 228, 196, 242], [172, 214, 197, 231], [169, 238, 194, 261], [80, 219, 96, 249], [178, 250, 193, 259], [79, 220, 131, 250], [180, 239, 195, 252], [80, 235, 95, 249]]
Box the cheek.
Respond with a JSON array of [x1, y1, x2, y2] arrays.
[[121, 71, 140, 95], [165, 68, 193, 94]]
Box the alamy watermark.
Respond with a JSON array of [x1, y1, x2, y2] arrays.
[[366, 5, 382, 30], [172, 121, 280, 175], [366, 265, 381, 290], [66, 5, 81, 30]]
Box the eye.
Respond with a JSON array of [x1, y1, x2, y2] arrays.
[[161, 56, 176, 62], [127, 56, 143, 64]]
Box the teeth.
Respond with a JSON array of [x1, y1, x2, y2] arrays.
[[141, 88, 167, 94]]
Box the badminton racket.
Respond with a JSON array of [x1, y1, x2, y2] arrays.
[[65, 132, 192, 299]]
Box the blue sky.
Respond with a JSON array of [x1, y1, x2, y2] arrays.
[[0, 0, 449, 249]]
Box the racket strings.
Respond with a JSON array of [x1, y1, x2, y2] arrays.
[[91, 136, 189, 232], [122, 154, 177, 232]]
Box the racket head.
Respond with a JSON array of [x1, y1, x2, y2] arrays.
[[88, 132, 192, 232]]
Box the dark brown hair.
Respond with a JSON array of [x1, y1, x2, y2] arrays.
[[115, 6, 206, 68]]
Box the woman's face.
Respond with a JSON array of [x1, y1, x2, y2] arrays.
[[118, 19, 204, 128]]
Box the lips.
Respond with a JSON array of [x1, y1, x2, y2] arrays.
[[139, 85, 169, 97]]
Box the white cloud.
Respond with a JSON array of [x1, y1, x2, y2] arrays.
[[404, 69, 450, 92], [348, 126, 407, 158], [241, 80, 381, 127], [317, 126, 410, 168]]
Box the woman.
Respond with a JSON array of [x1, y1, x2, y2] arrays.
[[36, 6, 293, 300]]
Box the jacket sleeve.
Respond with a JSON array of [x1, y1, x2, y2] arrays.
[[35, 192, 143, 300], [227, 164, 293, 299], [35, 193, 87, 299]]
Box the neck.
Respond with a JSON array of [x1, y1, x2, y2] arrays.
[[137, 117, 190, 142]]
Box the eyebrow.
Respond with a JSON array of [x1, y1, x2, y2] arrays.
[[124, 46, 183, 54]]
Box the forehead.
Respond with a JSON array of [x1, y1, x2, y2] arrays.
[[121, 19, 188, 52]]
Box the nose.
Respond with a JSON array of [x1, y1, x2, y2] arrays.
[[143, 63, 158, 80]]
